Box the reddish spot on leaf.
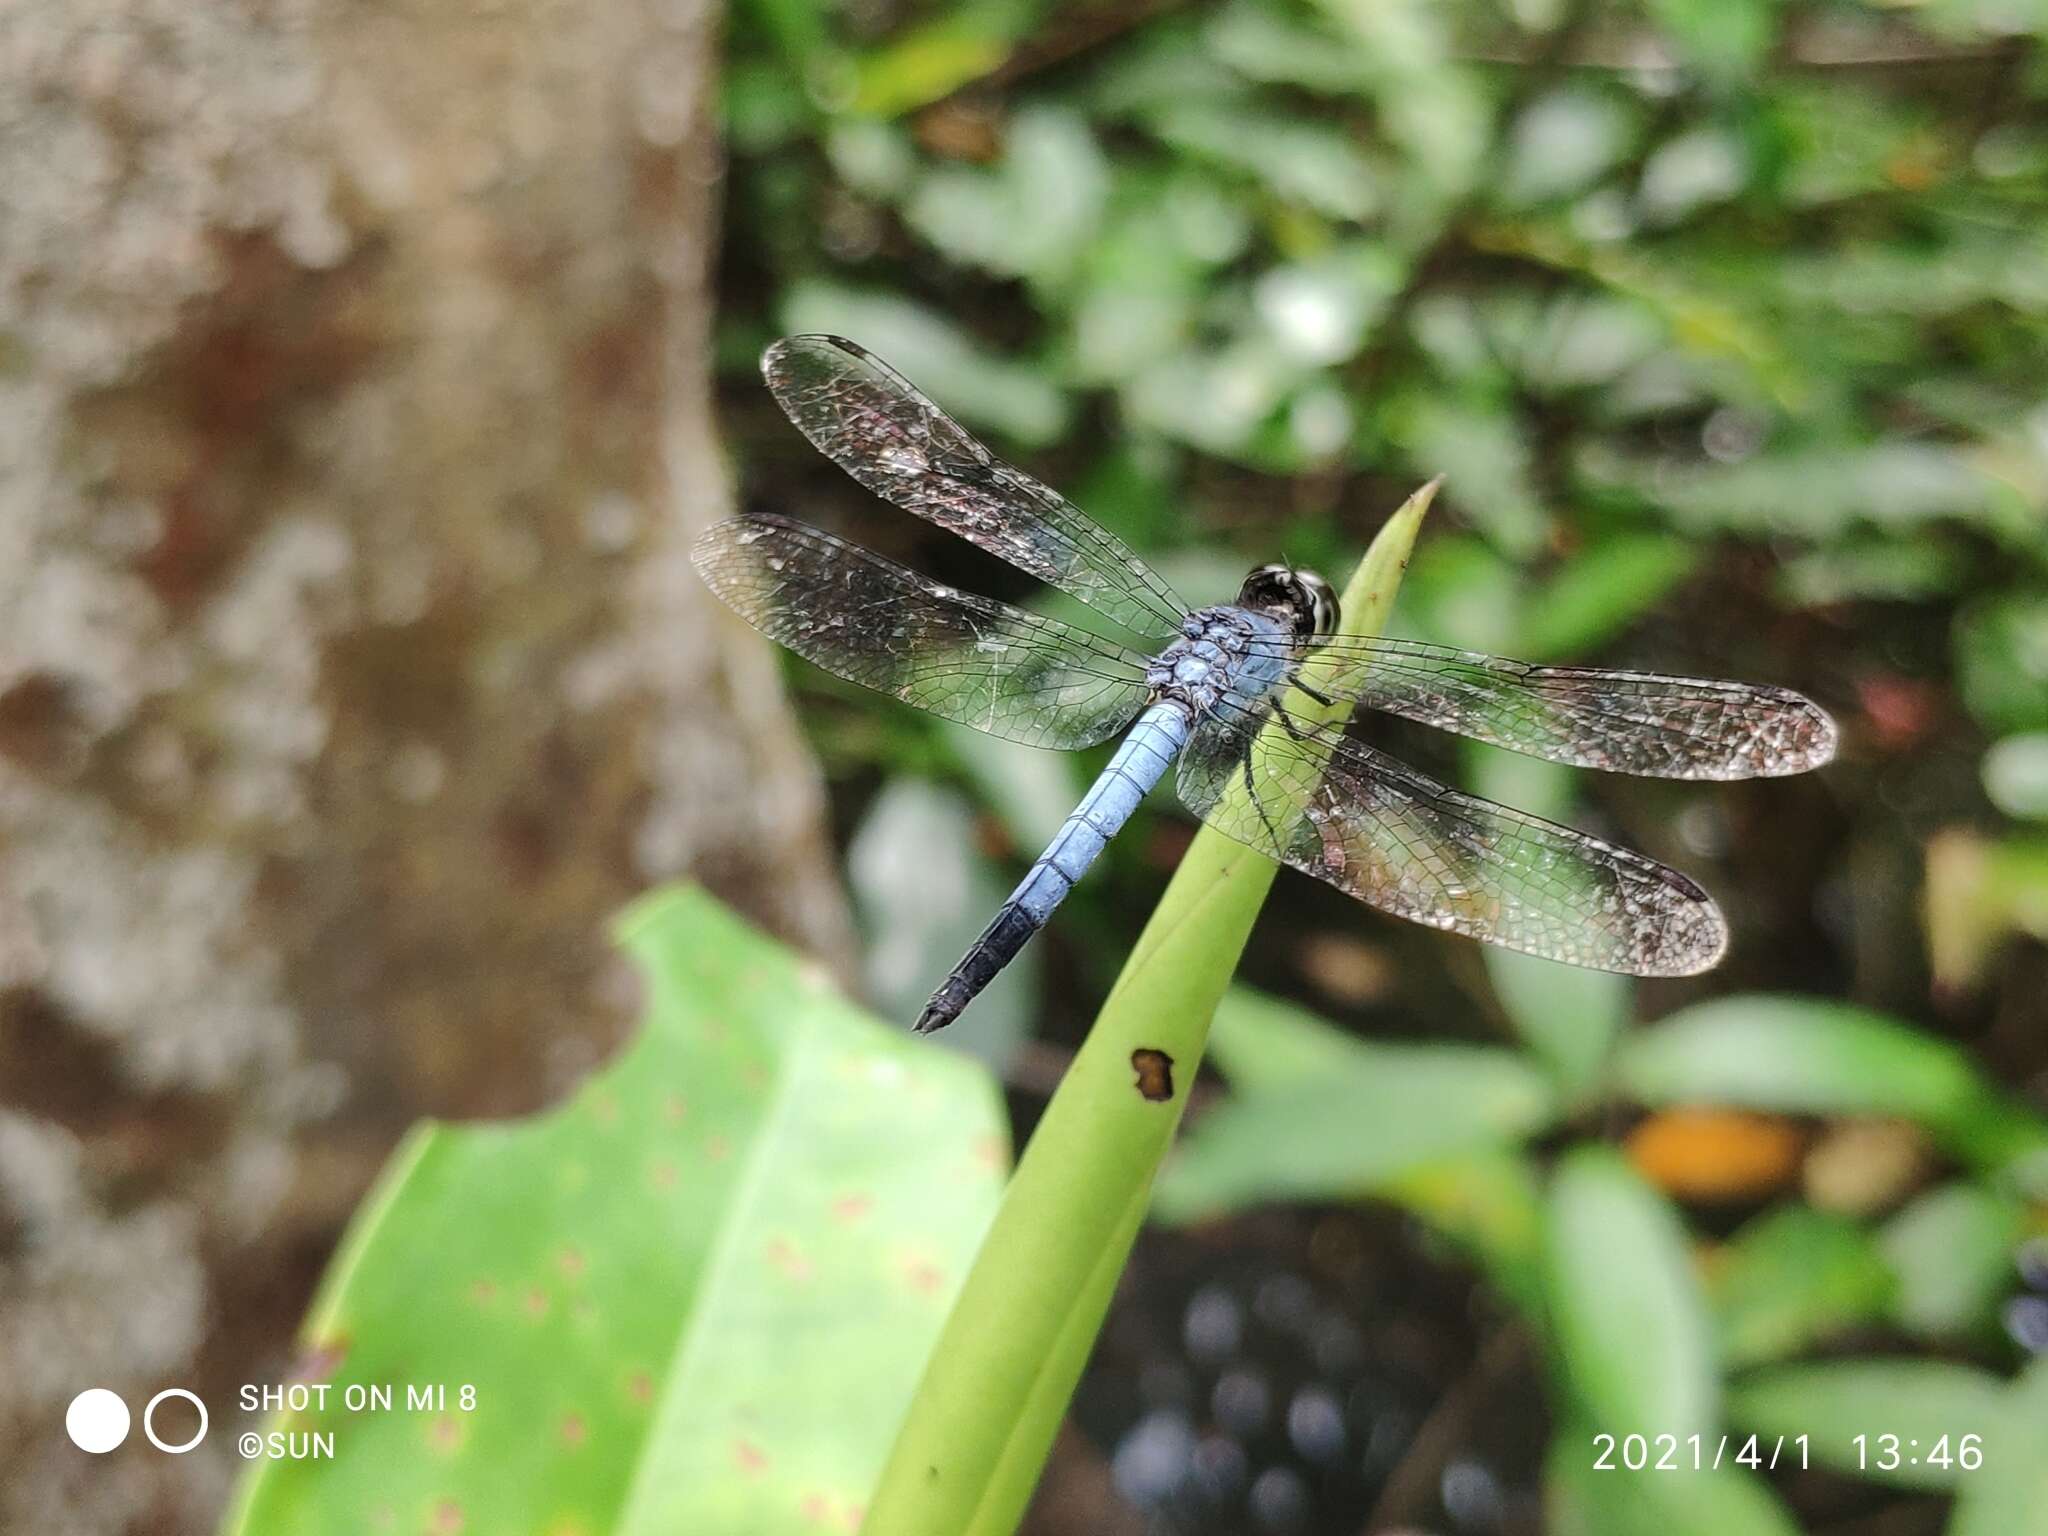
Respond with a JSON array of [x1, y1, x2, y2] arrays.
[[841, 1503, 864, 1532], [664, 1094, 687, 1124], [523, 1287, 550, 1320], [591, 1094, 619, 1126], [800, 1493, 831, 1523], [906, 1260, 945, 1296], [560, 1412, 588, 1448], [706, 1135, 731, 1162], [971, 1135, 1004, 1172], [431, 1499, 465, 1534], [734, 1439, 769, 1476], [830, 1194, 873, 1224], [558, 1247, 587, 1281], [290, 1338, 348, 1383], [767, 1237, 813, 1281], [626, 1370, 654, 1405], [650, 1159, 678, 1191], [426, 1414, 462, 1453], [469, 1280, 497, 1307], [742, 1062, 769, 1091]]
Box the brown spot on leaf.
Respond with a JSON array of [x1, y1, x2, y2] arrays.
[[649, 1158, 678, 1191], [626, 1370, 654, 1405], [800, 1493, 830, 1523], [1130, 1048, 1175, 1103], [734, 1439, 768, 1475], [663, 1093, 687, 1123], [523, 1287, 549, 1320], [431, 1498, 465, 1534], [426, 1414, 462, 1454], [560, 1412, 587, 1448], [557, 1247, 586, 1280], [705, 1135, 730, 1162], [906, 1260, 944, 1296], [290, 1338, 348, 1383]]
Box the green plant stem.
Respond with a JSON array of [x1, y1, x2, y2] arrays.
[[861, 481, 1435, 1536]]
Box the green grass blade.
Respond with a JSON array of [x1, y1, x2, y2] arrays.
[[221, 885, 1007, 1536], [860, 481, 1435, 1536]]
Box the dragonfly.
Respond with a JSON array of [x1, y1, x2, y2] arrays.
[[695, 335, 1838, 1034]]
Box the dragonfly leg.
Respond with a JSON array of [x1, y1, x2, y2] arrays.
[[1238, 753, 1285, 851]]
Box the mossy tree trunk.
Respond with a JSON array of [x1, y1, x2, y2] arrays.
[[0, 2, 848, 1526]]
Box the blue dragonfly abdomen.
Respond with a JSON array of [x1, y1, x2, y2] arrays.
[[916, 700, 1190, 1032]]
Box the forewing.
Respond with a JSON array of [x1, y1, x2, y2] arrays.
[[763, 335, 1186, 642], [1177, 701, 1729, 976], [693, 515, 1150, 749], [1244, 634, 1836, 780]]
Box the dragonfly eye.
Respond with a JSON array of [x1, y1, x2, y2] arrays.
[[1237, 564, 1340, 639]]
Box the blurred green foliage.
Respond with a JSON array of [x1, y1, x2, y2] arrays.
[[712, 0, 2048, 1529]]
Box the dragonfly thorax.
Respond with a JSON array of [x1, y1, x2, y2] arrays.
[[1149, 606, 1293, 716]]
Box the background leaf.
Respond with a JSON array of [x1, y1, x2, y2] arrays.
[[1728, 1359, 2005, 1491], [1544, 1148, 1719, 1438]]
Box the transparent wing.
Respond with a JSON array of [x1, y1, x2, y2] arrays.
[[693, 514, 1151, 749], [1240, 634, 1836, 780], [763, 334, 1187, 643], [1178, 699, 1729, 975]]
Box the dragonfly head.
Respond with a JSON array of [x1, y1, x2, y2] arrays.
[[1237, 564, 1340, 640]]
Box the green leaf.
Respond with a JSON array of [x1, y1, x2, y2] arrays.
[[1614, 995, 1987, 1126], [221, 885, 1006, 1536], [860, 485, 1435, 1536], [1644, 0, 1778, 80], [1520, 535, 1701, 659], [1545, 1148, 1719, 1438], [1382, 1149, 1548, 1317], [1949, 1355, 2048, 1536], [1985, 733, 2048, 820], [1878, 1183, 2026, 1338], [1957, 593, 2048, 735], [1153, 1040, 1559, 1222], [1200, 984, 1376, 1095], [1710, 1205, 1894, 1367], [1729, 1360, 2006, 1490]]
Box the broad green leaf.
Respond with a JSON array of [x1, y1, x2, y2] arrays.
[[1545, 1148, 1718, 1438], [1949, 1355, 2048, 1536], [1520, 535, 1701, 659], [1614, 995, 1986, 1125], [1878, 1183, 2026, 1338], [1710, 1205, 1893, 1367], [1201, 985, 1375, 1096], [1152, 1041, 1559, 1222], [221, 886, 1007, 1536], [862, 486, 1434, 1536], [1547, 1418, 1801, 1536], [1382, 1148, 1548, 1317], [1729, 1360, 2006, 1491]]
